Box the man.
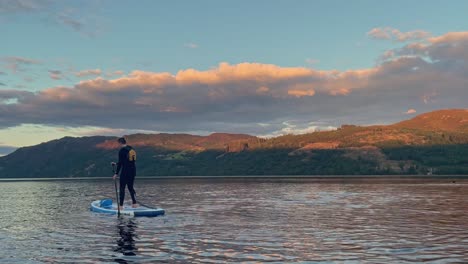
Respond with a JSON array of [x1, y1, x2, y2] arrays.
[[113, 137, 138, 209]]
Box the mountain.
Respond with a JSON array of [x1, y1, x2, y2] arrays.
[[96, 133, 257, 152], [0, 133, 258, 178], [1, 109, 468, 178], [392, 109, 468, 132]]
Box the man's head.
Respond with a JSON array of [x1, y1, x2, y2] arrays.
[[117, 137, 127, 145]]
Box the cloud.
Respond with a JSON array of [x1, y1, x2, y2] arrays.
[[56, 10, 84, 32], [54, 8, 103, 37], [429, 32, 468, 43], [49, 70, 63, 80], [75, 69, 102, 77], [0, 90, 33, 104], [0, 62, 376, 131], [288, 90, 315, 97], [256, 86, 269, 94], [386, 32, 468, 66], [0, 1, 103, 37], [0, 31, 468, 135], [184, 43, 199, 49], [57, 126, 161, 137], [0, 0, 48, 13], [0, 82, 5, 86], [405, 109, 416, 114], [287, 83, 316, 97], [421, 91, 438, 104], [6, 57, 40, 64], [1, 56, 41, 73], [368, 27, 431, 42], [105, 70, 124, 77], [305, 58, 319, 65], [266, 121, 336, 137]]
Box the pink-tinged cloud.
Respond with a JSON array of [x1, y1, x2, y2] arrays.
[[75, 69, 102, 77], [329, 88, 350, 96], [287, 84, 316, 97], [368, 28, 392, 40], [105, 70, 125, 77], [367, 27, 431, 42], [390, 31, 468, 63], [175, 62, 314, 85], [429, 32, 468, 43], [49, 70, 63, 80], [72, 62, 372, 98], [288, 89, 316, 97], [1, 31, 468, 135], [0, 61, 382, 131], [2, 56, 41, 73], [256, 86, 270, 94], [405, 109, 417, 114]]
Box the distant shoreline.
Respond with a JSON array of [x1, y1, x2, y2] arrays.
[[1, 175, 467, 182]]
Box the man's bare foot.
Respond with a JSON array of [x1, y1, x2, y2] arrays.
[[117, 205, 123, 210], [132, 203, 139, 208]]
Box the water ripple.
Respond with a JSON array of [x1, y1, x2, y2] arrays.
[[1, 180, 468, 263]]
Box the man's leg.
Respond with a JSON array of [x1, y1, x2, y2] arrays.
[[119, 176, 127, 207], [127, 174, 137, 206]]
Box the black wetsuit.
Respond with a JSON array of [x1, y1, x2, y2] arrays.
[[116, 145, 137, 206]]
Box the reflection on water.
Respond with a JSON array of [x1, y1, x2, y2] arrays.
[[0, 179, 468, 263], [114, 218, 138, 258]]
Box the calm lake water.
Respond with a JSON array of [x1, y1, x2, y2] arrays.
[[1, 178, 467, 263]]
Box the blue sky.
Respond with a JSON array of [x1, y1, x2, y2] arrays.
[[1, 0, 468, 154]]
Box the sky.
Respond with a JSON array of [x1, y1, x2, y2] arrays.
[[1, 0, 468, 155]]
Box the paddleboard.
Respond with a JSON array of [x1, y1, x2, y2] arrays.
[[90, 199, 165, 217]]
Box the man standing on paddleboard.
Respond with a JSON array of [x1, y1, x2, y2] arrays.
[[113, 137, 138, 210]]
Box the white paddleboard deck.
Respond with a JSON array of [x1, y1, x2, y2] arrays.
[[90, 199, 165, 217]]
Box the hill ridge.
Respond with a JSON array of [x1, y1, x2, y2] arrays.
[[1, 109, 467, 177]]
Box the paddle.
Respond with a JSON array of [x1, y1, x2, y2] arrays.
[[111, 162, 120, 217]]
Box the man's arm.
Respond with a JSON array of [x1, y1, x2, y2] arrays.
[[116, 148, 124, 174]]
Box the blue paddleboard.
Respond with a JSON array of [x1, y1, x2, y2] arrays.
[[90, 199, 165, 217]]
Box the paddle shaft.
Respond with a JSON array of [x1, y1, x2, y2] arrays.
[[112, 163, 120, 217]]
